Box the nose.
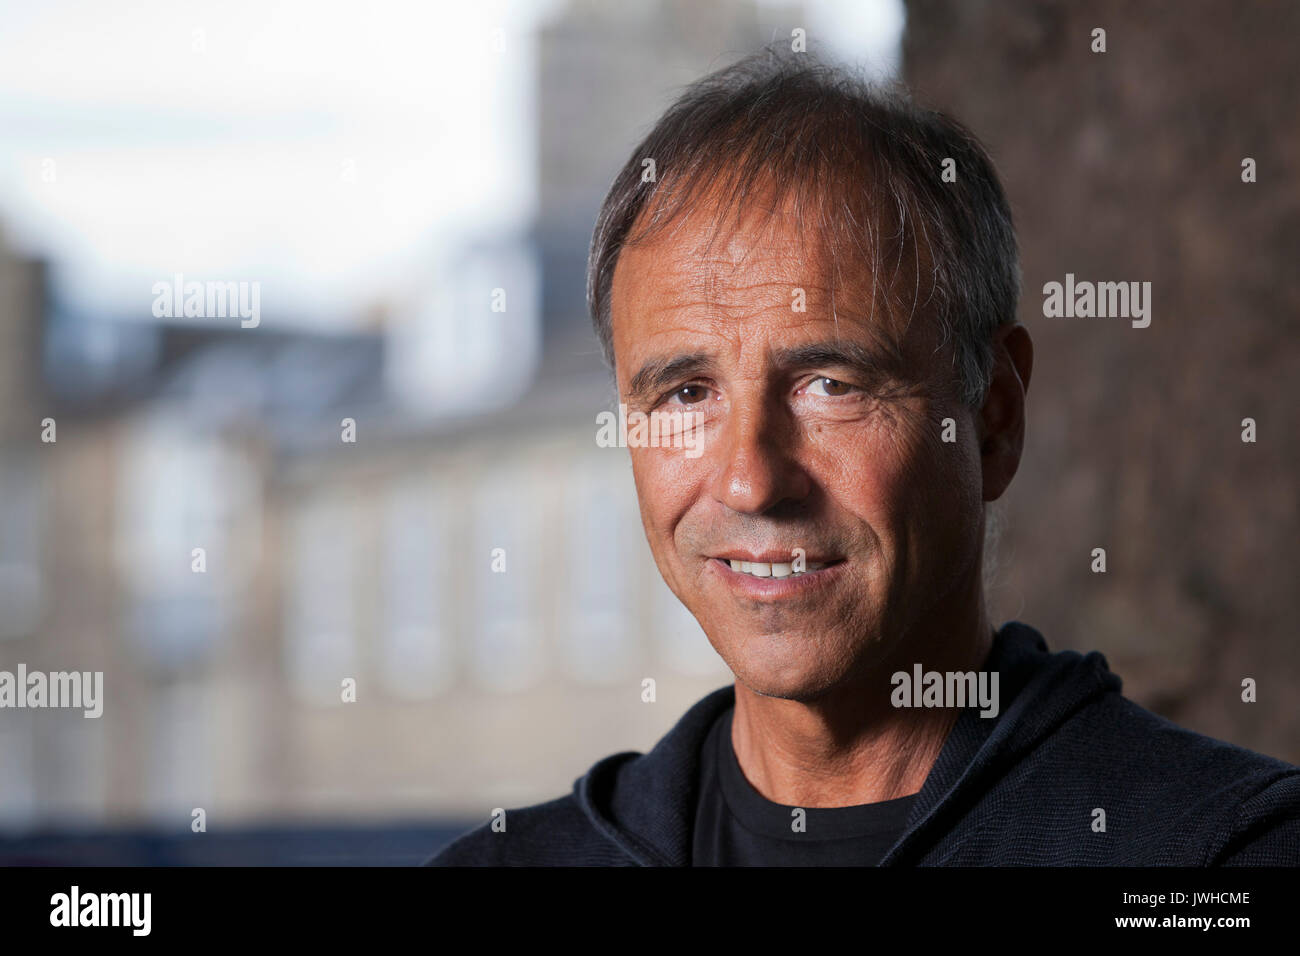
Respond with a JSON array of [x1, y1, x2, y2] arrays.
[[709, 398, 811, 514]]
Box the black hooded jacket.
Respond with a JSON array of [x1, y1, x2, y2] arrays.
[[427, 622, 1300, 866]]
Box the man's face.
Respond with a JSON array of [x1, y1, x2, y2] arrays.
[[610, 195, 989, 701]]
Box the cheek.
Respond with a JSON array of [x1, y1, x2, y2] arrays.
[[819, 409, 977, 552], [893, 415, 986, 561], [816, 418, 921, 524], [629, 447, 700, 544]]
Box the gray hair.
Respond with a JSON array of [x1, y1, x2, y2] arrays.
[[585, 45, 1021, 409]]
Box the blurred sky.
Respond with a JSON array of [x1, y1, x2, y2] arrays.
[[0, 0, 902, 330]]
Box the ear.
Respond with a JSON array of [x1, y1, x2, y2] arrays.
[[977, 323, 1033, 502]]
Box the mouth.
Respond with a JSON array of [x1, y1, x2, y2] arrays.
[[705, 553, 847, 598], [721, 558, 831, 578]]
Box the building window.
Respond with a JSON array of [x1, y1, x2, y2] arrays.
[[0, 452, 44, 642], [379, 477, 452, 698], [116, 413, 253, 673], [284, 488, 359, 703], [561, 456, 636, 683], [472, 464, 542, 691], [144, 680, 209, 819]]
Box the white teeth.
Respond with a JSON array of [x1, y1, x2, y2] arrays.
[[725, 559, 833, 577]]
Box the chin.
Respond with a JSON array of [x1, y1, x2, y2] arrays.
[[720, 636, 859, 703], [734, 670, 846, 703]]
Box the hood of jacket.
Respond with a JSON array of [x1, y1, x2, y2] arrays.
[[572, 620, 1121, 866]]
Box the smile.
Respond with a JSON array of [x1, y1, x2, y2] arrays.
[[707, 555, 846, 599], [725, 559, 829, 578]]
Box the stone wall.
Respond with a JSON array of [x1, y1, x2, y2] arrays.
[[904, 0, 1300, 760]]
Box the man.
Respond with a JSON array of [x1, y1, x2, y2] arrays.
[[428, 49, 1300, 866]]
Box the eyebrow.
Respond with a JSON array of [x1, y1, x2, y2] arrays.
[[626, 352, 713, 405], [625, 340, 901, 405], [772, 341, 901, 380]]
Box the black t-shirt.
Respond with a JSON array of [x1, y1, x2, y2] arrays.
[[692, 707, 917, 866]]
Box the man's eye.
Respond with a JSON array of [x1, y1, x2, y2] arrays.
[[670, 384, 710, 404], [807, 377, 856, 397]]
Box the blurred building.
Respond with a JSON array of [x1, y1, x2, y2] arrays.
[[0, 0, 818, 838]]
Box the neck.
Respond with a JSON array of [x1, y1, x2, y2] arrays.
[[729, 574, 994, 807]]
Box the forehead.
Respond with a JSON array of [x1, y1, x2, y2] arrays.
[[609, 191, 928, 372], [613, 192, 828, 312]]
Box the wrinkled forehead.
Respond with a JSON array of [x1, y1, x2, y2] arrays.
[[617, 206, 825, 310], [609, 182, 938, 370], [620, 175, 829, 281]]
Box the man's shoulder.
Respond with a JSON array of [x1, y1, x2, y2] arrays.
[[996, 624, 1298, 803], [1071, 689, 1299, 789], [423, 792, 627, 867], [423, 686, 734, 867], [1037, 687, 1300, 862]]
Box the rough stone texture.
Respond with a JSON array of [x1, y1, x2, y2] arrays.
[[905, 0, 1299, 761]]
